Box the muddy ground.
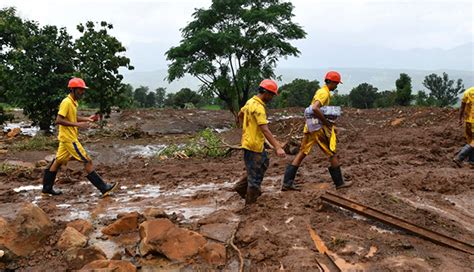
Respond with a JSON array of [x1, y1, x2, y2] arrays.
[[0, 106, 473, 271]]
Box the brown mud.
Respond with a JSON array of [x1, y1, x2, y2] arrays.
[[1, 107, 473, 271]]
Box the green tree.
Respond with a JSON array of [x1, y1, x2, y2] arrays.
[[173, 88, 202, 108], [414, 90, 437, 107], [145, 91, 157, 108], [166, 0, 306, 117], [0, 7, 24, 124], [331, 92, 350, 107], [349, 83, 378, 109], [164, 93, 176, 108], [422, 72, 464, 107], [115, 83, 134, 109], [395, 73, 412, 106], [133, 86, 148, 108], [374, 90, 396, 108], [2, 9, 76, 131], [155, 87, 166, 108], [276, 79, 319, 108], [75, 21, 133, 117]]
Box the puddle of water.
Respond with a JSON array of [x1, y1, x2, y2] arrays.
[[3, 122, 54, 137], [118, 144, 167, 158], [89, 228, 120, 259], [13, 185, 42, 192], [100, 181, 235, 222]]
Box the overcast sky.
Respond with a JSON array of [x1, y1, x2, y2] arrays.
[[2, 0, 473, 72]]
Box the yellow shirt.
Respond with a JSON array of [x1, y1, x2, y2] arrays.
[[240, 96, 269, 153], [57, 94, 79, 142], [304, 85, 331, 133], [462, 87, 474, 123]]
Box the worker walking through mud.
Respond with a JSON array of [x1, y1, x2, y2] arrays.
[[234, 79, 286, 205], [281, 71, 353, 191], [41, 77, 118, 197], [453, 86, 474, 167]]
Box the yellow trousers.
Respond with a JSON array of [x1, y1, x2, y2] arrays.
[[55, 141, 91, 165]]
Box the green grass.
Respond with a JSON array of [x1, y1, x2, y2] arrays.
[[11, 136, 58, 151], [0, 163, 16, 175], [160, 128, 228, 158], [200, 105, 221, 110], [0, 103, 16, 110]]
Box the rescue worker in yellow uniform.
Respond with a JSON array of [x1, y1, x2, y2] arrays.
[[236, 79, 286, 205], [41, 77, 118, 196], [281, 71, 353, 191], [453, 86, 474, 167]]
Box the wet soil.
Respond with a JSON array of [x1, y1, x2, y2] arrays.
[[0, 107, 473, 271]]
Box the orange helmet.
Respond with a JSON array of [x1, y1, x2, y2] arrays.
[[68, 77, 89, 89], [259, 79, 278, 95], [324, 71, 342, 84]]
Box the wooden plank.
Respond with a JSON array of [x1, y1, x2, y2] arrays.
[[321, 192, 474, 255]]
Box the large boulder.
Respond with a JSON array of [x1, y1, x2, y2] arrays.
[[57, 226, 88, 250], [0, 203, 53, 256], [67, 219, 93, 236], [64, 246, 107, 270], [139, 219, 207, 262], [199, 242, 226, 266], [80, 260, 136, 272], [102, 212, 139, 236]]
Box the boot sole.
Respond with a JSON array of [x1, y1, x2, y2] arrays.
[[101, 182, 119, 198], [41, 192, 62, 196], [336, 182, 353, 189], [281, 186, 301, 192]]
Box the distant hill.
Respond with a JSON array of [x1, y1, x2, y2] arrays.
[[122, 67, 474, 95]]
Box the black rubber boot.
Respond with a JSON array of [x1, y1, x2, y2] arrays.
[[86, 171, 118, 197], [453, 144, 473, 167], [281, 164, 301, 191], [245, 186, 262, 205], [233, 175, 248, 199], [328, 166, 353, 189], [42, 169, 62, 196]]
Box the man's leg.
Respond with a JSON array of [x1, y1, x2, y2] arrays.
[[69, 141, 118, 197], [316, 128, 353, 189], [281, 133, 313, 191], [42, 143, 68, 196], [244, 150, 268, 205]]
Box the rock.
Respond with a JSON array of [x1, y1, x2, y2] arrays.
[[57, 226, 88, 250], [390, 118, 405, 126], [67, 219, 93, 236], [64, 246, 107, 270], [7, 128, 21, 138], [199, 242, 226, 266], [139, 219, 207, 262], [80, 260, 137, 272], [139, 219, 175, 256], [4, 203, 53, 256], [200, 223, 237, 243], [44, 154, 55, 162], [35, 160, 48, 168], [102, 212, 139, 236], [143, 207, 168, 220]]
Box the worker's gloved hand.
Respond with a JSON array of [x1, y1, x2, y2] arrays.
[[304, 106, 314, 119]]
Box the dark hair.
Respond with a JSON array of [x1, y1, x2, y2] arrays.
[[258, 86, 267, 94], [325, 79, 332, 84]]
